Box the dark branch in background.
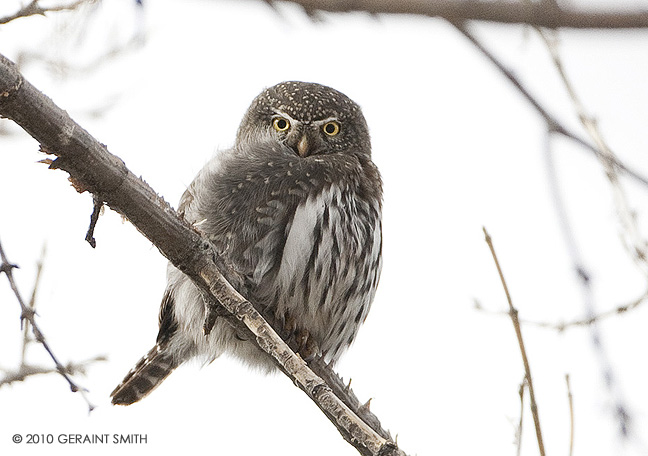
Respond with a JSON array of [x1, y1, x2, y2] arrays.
[[276, 0, 648, 29], [0, 239, 104, 411], [544, 130, 632, 438], [0, 0, 91, 25], [1, 356, 107, 387], [474, 289, 648, 331], [85, 196, 104, 248], [0, 53, 405, 456], [21, 244, 46, 365], [455, 19, 643, 437], [529, 8, 648, 272], [449, 21, 648, 188], [483, 228, 546, 456]]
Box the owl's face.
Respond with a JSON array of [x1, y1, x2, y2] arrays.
[[236, 81, 371, 158]]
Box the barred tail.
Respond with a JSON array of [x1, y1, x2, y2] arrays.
[[111, 344, 178, 406]]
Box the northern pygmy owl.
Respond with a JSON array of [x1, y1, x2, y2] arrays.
[[111, 81, 383, 405]]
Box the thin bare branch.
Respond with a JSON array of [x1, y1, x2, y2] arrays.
[[545, 130, 632, 438], [20, 244, 45, 365], [483, 227, 546, 456], [534, 28, 648, 273], [0, 239, 98, 411], [275, 0, 648, 29], [0, 356, 107, 387], [450, 21, 648, 189], [516, 379, 527, 456], [474, 289, 648, 331], [566, 374, 574, 456], [0, 0, 91, 25], [85, 196, 103, 248]]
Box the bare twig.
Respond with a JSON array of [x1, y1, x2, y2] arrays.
[[450, 21, 648, 189], [533, 28, 648, 273], [474, 288, 648, 331], [0, 0, 91, 25], [566, 374, 574, 456], [85, 196, 103, 248], [1, 355, 107, 387], [274, 0, 648, 29], [483, 227, 546, 456], [458, 31, 648, 435], [516, 378, 527, 456], [0, 239, 97, 412], [545, 130, 632, 438], [20, 244, 46, 365], [0, 52, 404, 456]]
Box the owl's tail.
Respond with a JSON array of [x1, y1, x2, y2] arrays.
[[111, 344, 178, 406]]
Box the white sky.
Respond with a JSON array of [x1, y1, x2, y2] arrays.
[[1, 1, 648, 455]]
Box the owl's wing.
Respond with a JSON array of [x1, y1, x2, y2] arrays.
[[155, 154, 228, 340], [177, 155, 224, 225]]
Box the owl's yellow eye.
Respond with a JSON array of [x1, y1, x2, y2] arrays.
[[273, 117, 290, 132], [322, 121, 340, 136]]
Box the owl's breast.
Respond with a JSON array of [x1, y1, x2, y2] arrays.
[[194, 146, 382, 361], [267, 182, 383, 361]]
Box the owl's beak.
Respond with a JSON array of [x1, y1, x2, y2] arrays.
[[296, 134, 310, 157]]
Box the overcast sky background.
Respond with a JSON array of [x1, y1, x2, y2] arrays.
[[2, 0, 648, 455]]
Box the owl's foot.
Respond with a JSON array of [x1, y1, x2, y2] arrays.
[[279, 314, 318, 362], [281, 314, 297, 339], [295, 328, 318, 362]]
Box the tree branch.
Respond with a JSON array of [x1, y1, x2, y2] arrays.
[[532, 24, 648, 273], [0, 240, 100, 411], [483, 227, 546, 456], [0, 0, 91, 25], [0, 356, 107, 388], [0, 52, 404, 456], [450, 21, 648, 189], [565, 374, 574, 456], [275, 0, 648, 29], [474, 288, 648, 331], [544, 129, 632, 438]]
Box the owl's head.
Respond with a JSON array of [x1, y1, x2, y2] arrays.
[[236, 81, 371, 158]]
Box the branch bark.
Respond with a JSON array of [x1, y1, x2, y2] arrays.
[[0, 0, 90, 25], [0, 240, 100, 411], [483, 228, 546, 456], [278, 0, 648, 29], [0, 53, 404, 456]]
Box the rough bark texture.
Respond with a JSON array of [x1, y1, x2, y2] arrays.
[[285, 0, 648, 29], [0, 53, 405, 456]]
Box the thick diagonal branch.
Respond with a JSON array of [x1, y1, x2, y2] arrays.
[[276, 0, 648, 29], [0, 53, 404, 456]]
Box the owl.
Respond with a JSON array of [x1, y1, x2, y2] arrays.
[[111, 81, 383, 405]]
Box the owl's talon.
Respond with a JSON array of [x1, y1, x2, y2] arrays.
[[294, 328, 307, 347], [280, 313, 297, 340], [203, 306, 218, 336], [301, 338, 318, 362], [295, 329, 318, 361]]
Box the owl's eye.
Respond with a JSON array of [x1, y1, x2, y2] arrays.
[[273, 117, 290, 132], [322, 121, 340, 136]]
